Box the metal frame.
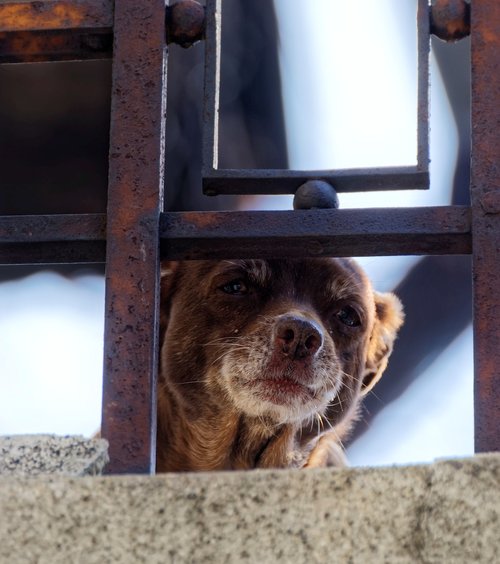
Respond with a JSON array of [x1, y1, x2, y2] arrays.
[[0, 0, 498, 473], [201, 0, 430, 196], [470, 1, 500, 454], [0, 0, 113, 63]]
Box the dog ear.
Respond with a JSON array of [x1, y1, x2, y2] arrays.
[[360, 291, 404, 396]]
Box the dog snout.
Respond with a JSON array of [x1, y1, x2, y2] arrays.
[[274, 315, 324, 360]]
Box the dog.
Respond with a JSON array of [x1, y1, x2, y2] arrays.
[[156, 258, 404, 472]]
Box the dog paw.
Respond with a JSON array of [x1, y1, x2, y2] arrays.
[[302, 433, 348, 468]]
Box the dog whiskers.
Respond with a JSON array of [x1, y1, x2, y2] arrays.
[[203, 336, 246, 347], [209, 345, 254, 368]]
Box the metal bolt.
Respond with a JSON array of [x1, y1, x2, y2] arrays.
[[430, 0, 470, 42], [480, 191, 500, 215], [166, 0, 205, 48], [293, 180, 339, 210]]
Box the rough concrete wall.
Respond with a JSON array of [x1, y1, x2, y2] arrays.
[[0, 435, 109, 477], [0, 454, 499, 563]]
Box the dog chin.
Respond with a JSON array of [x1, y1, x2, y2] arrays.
[[220, 361, 331, 424]]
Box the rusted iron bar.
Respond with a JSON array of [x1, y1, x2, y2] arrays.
[[0, 214, 106, 264], [0, 0, 113, 63], [0, 0, 113, 31], [0, 206, 472, 264], [0, 0, 113, 32], [0, 214, 105, 242], [0, 29, 112, 63], [470, 1, 500, 453], [417, 0, 430, 168], [0, 240, 105, 264], [203, 168, 430, 197], [201, 0, 220, 178], [0, 0, 206, 63], [160, 206, 472, 260], [202, 0, 430, 196], [101, 0, 167, 474]]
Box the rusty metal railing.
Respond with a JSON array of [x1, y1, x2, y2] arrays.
[[201, 0, 430, 196], [0, 0, 498, 474]]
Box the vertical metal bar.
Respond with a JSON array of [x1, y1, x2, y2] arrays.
[[101, 0, 167, 473], [471, 0, 500, 453], [416, 0, 430, 171], [202, 0, 221, 177]]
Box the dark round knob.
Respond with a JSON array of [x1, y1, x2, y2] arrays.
[[167, 1, 205, 48], [430, 0, 470, 42], [293, 180, 339, 210]]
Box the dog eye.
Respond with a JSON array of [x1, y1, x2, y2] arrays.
[[221, 279, 248, 295], [336, 306, 361, 327]]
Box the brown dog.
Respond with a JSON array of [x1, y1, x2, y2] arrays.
[[157, 258, 404, 472]]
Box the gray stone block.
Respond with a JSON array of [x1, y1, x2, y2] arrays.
[[423, 456, 500, 563], [0, 434, 109, 477], [0, 454, 499, 562]]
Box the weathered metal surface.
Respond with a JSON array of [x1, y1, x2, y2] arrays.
[[202, 168, 430, 196], [0, 214, 105, 243], [101, 0, 167, 474], [202, 0, 430, 196], [0, 207, 472, 264], [0, 29, 112, 63], [470, 1, 500, 453], [166, 0, 205, 48], [417, 0, 430, 169], [431, 0, 470, 42], [0, 214, 106, 264], [293, 180, 339, 210], [0, 0, 113, 32], [201, 0, 220, 178], [0, 0, 113, 63], [0, 240, 105, 264], [0, 0, 495, 466], [0, 0, 112, 63], [160, 206, 472, 260]]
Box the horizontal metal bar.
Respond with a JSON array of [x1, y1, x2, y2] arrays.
[[0, 241, 106, 264], [160, 206, 472, 259], [0, 0, 113, 32], [0, 207, 472, 263], [0, 214, 106, 264], [0, 28, 112, 63], [0, 0, 113, 63], [0, 214, 106, 242], [202, 168, 430, 196]]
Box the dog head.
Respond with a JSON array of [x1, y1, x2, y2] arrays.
[[159, 258, 403, 433]]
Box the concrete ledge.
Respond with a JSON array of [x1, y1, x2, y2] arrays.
[[0, 455, 499, 563], [0, 435, 109, 477]]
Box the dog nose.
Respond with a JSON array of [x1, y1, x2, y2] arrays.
[[275, 315, 323, 360]]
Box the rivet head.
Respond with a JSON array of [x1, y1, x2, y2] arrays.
[[167, 0, 205, 48], [430, 0, 470, 43], [480, 191, 500, 215], [293, 180, 339, 210]]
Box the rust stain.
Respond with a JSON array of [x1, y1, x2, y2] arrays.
[[0, 28, 112, 63], [0, 1, 112, 32], [481, 28, 500, 45], [183, 211, 221, 229]]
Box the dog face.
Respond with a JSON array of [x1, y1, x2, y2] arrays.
[[159, 259, 403, 441]]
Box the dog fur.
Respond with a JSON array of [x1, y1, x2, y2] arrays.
[[157, 258, 404, 472]]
